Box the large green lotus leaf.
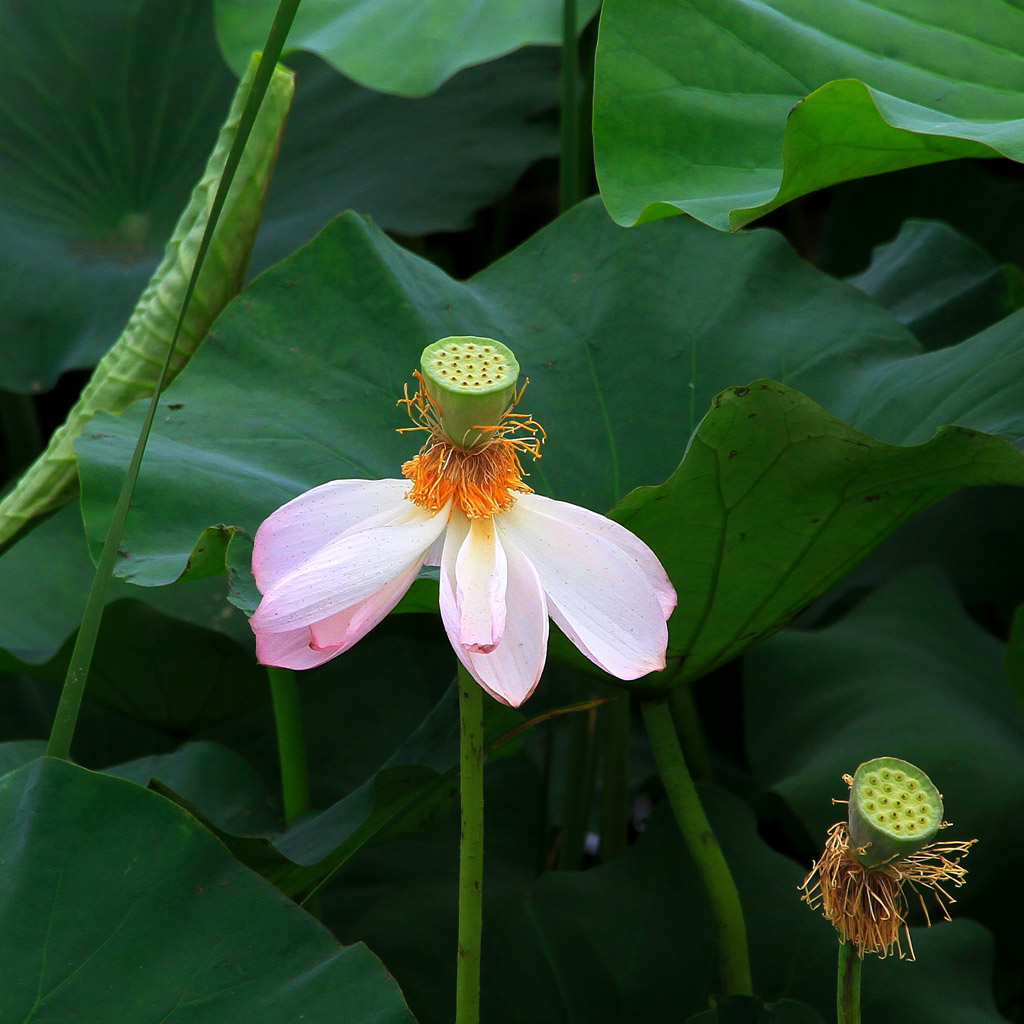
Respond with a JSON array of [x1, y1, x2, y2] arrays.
[[847, 220, 1024, 351], [1005, 605, 1024, 713], [806, 485, 1024, 639], [74, 199, 919, 586], [0, 503, 270, 731], [819, 162, 1024, 278], [686, 999, 824, 1024], [106, 740, 281, 835], [0, 0, 561, 395], [135, 684, 524, 903], [253, 47, 561, 251], [71, 204, 1024, 675], [0, 739, 46, 777], [0, 672, 174, 769], [215, 0, 599, 97], [0, 758, 415, 1023], [0, 0, 237, 394], [744, 567, 1024, 953], [323, 754, 545, 1024], [593, 0, 1024, 230], [865, 922, 1007, 1023], [480, 794, 835, 1022], [0, 46, 294, 549], [0, 596, 270, 731], [609, 382, 1024, 688]]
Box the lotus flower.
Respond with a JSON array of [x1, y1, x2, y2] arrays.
[[250, 338, 675, 706]]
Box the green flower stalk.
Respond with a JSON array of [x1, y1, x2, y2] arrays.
[[456, 665, 485, 1024], [801, 757, 976, 961]]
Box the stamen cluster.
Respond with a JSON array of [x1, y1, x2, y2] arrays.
[[799, 820, 975, 959], [397, 373, 545, 518]]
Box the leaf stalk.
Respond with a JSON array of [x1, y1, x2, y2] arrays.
[[45, 0, 303, 761], [559, 0, 581, 211], [640, 696, 753, 996]]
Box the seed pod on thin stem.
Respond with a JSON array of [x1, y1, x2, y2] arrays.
[[801, 757, 976, 961], [800, 757, 976, 1024]]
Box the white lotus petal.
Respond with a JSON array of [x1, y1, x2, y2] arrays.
[[309, 560, 422, 653], [251, 504, 449, 631], [253, 478, 413, 591], [443, 532, 548, 707], [423, 530, 446, 568], [498, 501, 669, 679], [254, 624, 342, 670], [514, 492, 676, 617], [438, 512, 469, 644], [453, 514, 507, 653]]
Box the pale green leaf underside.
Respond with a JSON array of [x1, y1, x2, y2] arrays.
[[594, 0, 1024, 230], [215, 0, 600, 96]]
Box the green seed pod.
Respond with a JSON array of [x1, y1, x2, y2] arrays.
[[847, 756, 944, 868], [420, 337, 519, 449]]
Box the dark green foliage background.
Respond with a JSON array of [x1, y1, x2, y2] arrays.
[[2, 1, 1024, 1021]]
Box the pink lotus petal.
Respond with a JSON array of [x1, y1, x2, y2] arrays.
[[250, 503, 449, 632], [255, 624, 343, 670], [498, 501, 669, 680], [515, 492, 676, 617], [453, 513, 508, 653], [253, 479, 412, 591], [442, 535, 548, 707], [309, 560, 422, 653]]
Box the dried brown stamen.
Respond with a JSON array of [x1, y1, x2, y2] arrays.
[[799, 820, 976, 960]]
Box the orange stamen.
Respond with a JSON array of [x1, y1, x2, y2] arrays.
[[397, 372, 545, 518]]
